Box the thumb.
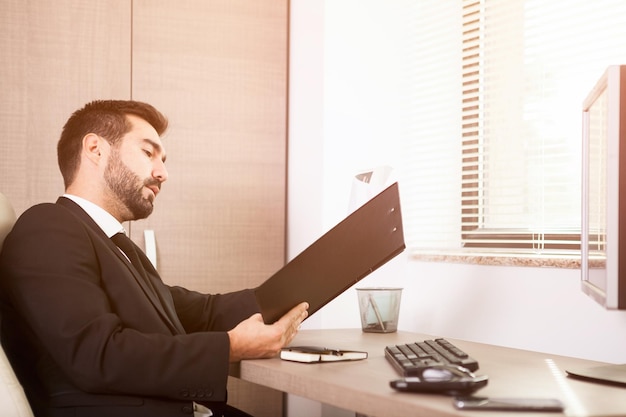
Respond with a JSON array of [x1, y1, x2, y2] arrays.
[[250, 312, 265, 323]]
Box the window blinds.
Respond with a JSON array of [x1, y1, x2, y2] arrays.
[[405, 0, 626, 256]]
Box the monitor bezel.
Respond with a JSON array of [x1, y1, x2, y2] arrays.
[[581, 65, 626, 310]]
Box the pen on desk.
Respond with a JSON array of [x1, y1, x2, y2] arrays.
[[288, 346, 342, 355]]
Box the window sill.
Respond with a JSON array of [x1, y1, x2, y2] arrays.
[[410, 250, 581, 269]]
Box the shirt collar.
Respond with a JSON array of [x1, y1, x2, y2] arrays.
[[62, 194, 125, 238]]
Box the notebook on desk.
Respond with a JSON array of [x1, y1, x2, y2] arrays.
[[255, 182, 405, 324]]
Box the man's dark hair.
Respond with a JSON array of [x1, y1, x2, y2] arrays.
[[57, 100, 169, 188]]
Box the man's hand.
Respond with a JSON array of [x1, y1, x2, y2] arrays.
[[227, 302, 309, 362]]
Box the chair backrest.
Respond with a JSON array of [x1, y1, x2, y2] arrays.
[[0, 193, 34, 417], [0, 192, 16, 251]]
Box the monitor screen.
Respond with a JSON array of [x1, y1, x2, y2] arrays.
[[581, 65, 626, 309]]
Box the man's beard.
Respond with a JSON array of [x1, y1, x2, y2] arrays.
[[104, 151, 157, 221]]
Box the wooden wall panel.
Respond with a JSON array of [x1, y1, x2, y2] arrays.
[[0, 0, 131, 214], [130, 0, 288, 295]]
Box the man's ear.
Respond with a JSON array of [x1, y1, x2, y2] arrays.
[[82, 133, 106, 164]]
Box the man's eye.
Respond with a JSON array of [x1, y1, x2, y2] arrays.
[[143, 149, 153, 158]]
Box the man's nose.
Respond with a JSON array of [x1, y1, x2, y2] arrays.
[[154, 160, 168, 183]]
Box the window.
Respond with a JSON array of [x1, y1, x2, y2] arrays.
[[403, 0, 626, 260]]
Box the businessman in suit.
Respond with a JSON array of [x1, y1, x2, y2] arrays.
[[0, 100, 309, 417]]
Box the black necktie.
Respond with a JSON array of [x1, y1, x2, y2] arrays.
[[111, 232, 185, 334], [111, 232, 147, 275]]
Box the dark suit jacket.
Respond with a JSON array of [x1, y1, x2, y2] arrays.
[[0, 197, 261, 417]]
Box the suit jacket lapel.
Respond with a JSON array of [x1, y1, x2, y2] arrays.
[[56, 197, 185, 334]]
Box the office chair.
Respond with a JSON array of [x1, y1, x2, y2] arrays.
[[0, 192, 34, 417]]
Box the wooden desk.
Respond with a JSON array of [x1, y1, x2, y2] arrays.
[[231, 329, 626, 417]]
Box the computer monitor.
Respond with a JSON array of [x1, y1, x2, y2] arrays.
[[581, 65, 626, 310]]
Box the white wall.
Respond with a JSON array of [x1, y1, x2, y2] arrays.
[[288, 1, 626, 415]]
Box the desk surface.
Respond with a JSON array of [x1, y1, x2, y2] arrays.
[[231, 329, 626, 417]]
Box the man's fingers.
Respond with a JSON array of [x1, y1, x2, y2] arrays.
[[280, 302, 309, 344]]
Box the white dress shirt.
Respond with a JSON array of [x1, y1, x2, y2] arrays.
[[62, 194, 125, 237]]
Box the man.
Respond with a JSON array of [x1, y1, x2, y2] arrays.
[[0, 100, 309, 417]]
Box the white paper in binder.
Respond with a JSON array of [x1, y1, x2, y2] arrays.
[[348, 166, 395, 214]]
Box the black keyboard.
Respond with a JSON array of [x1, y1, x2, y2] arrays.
[[384, 338, 479, 376]]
